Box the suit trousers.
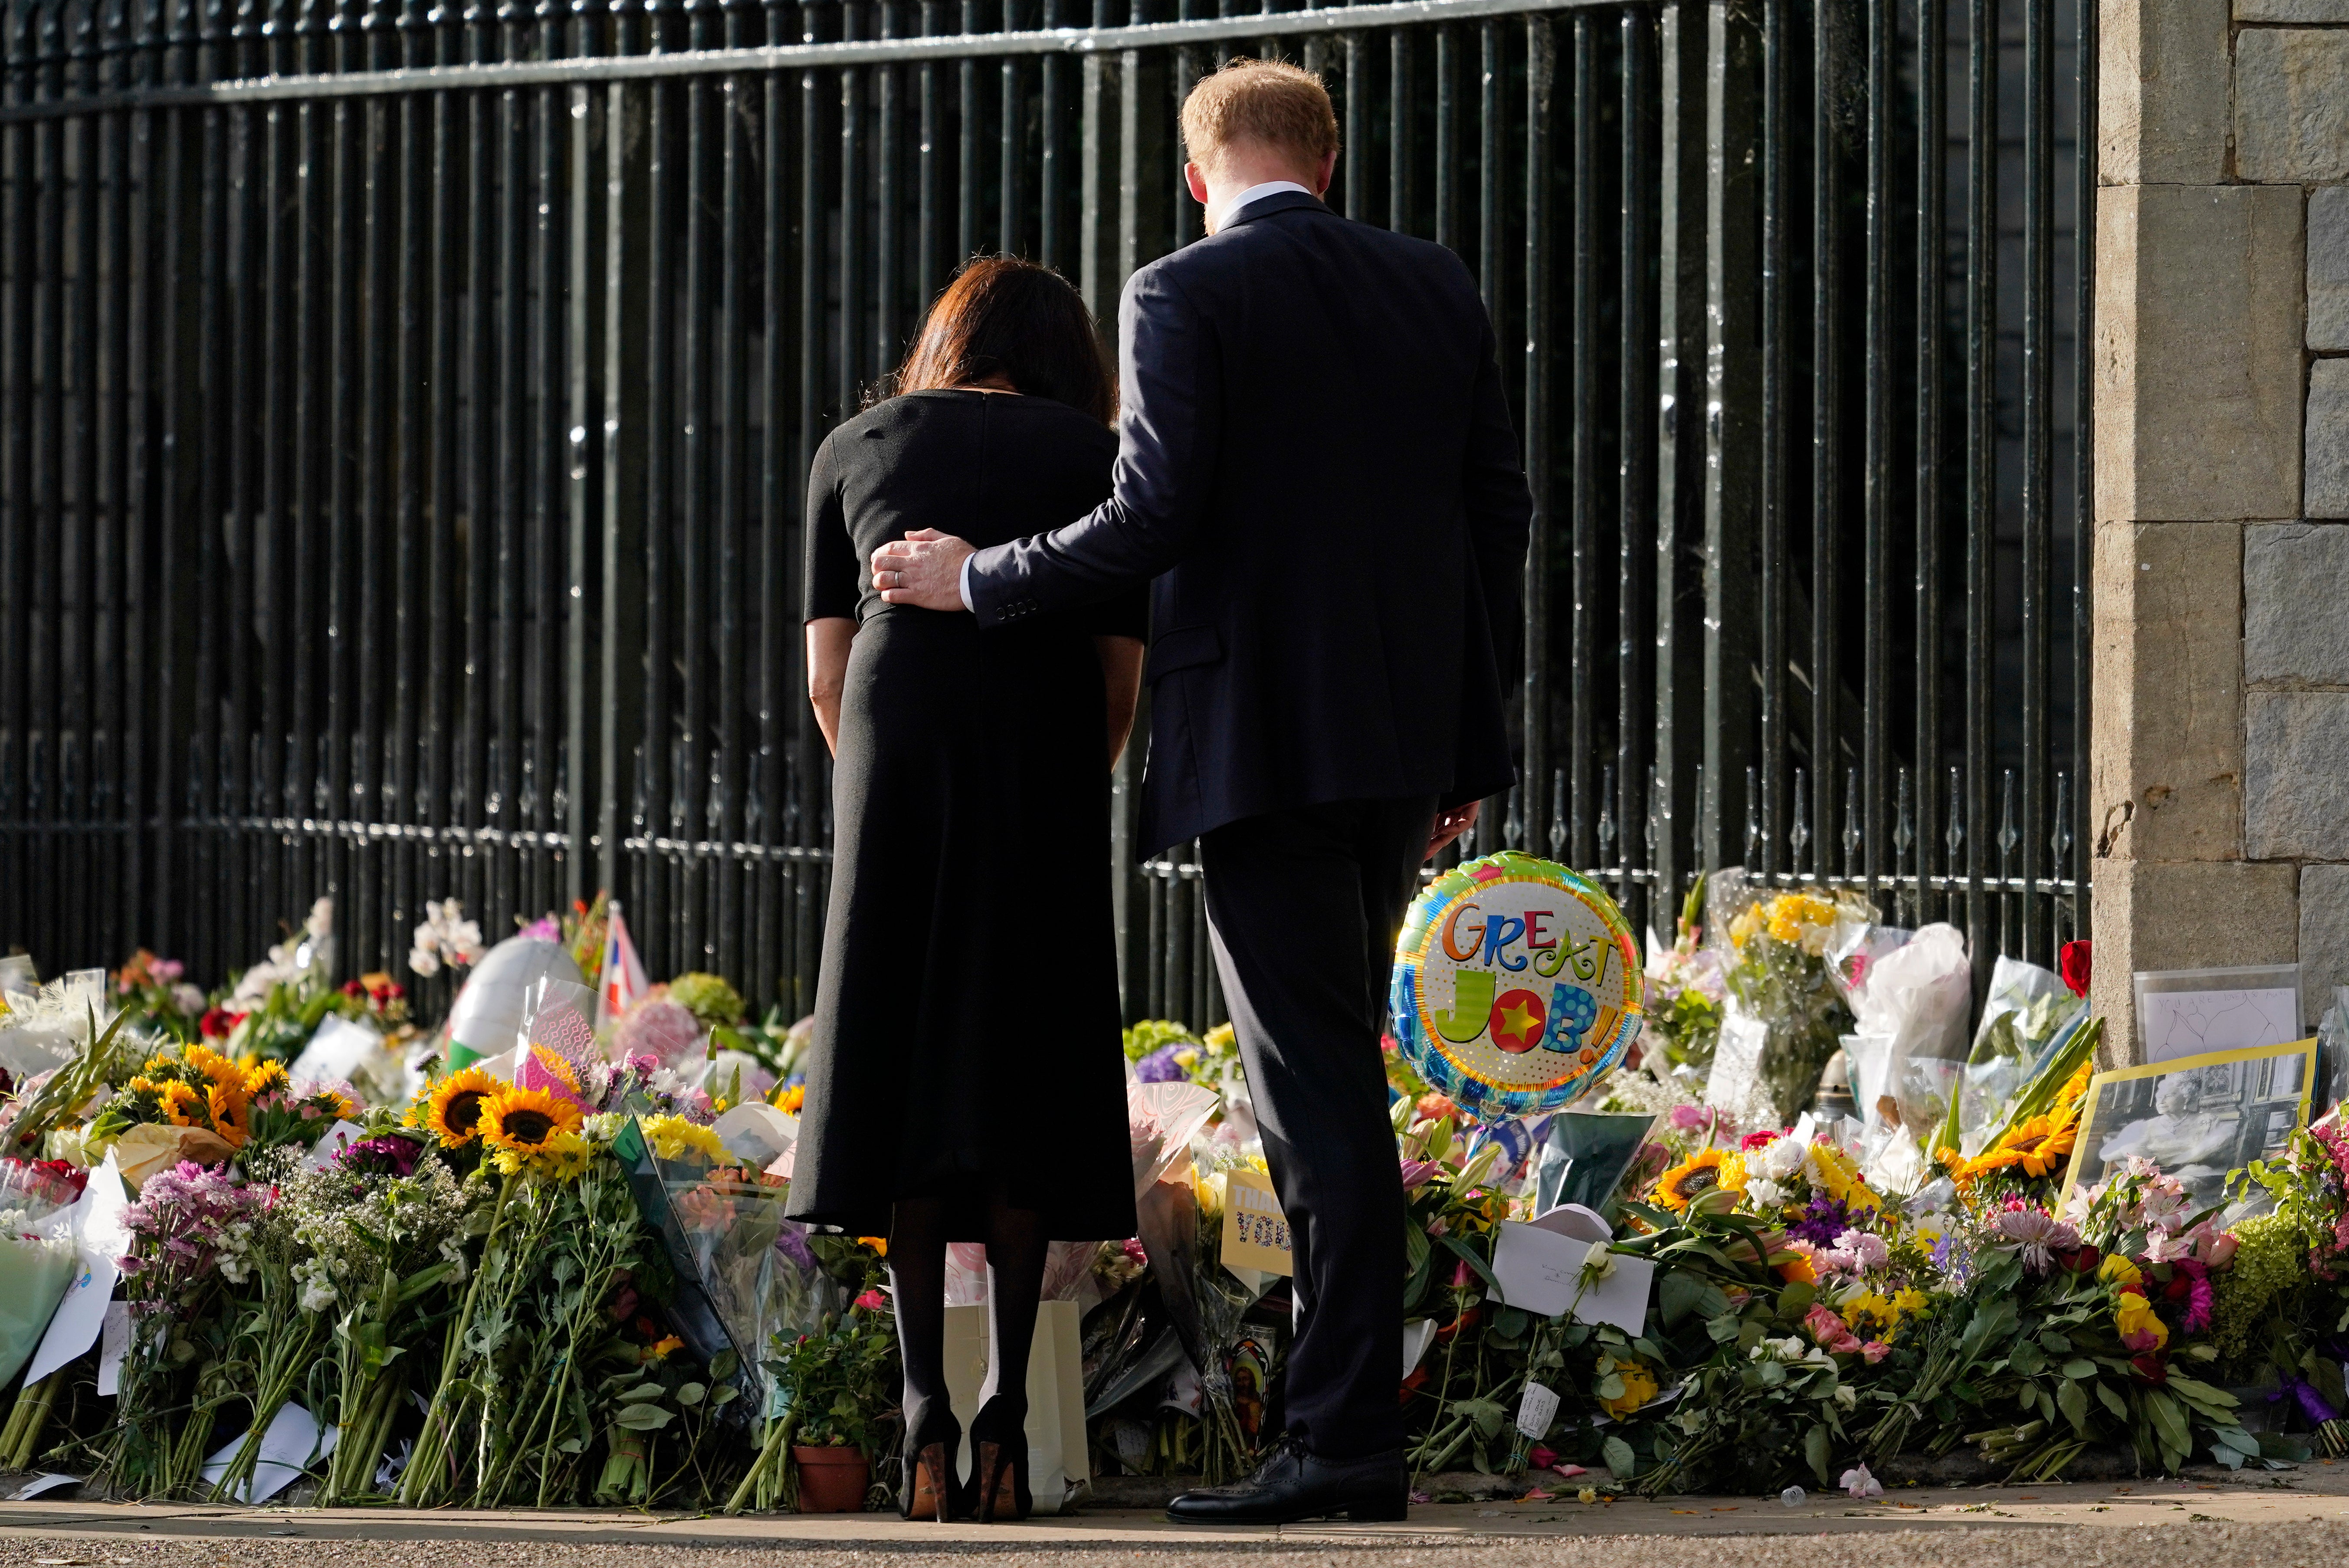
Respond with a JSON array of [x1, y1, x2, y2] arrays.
[[1197, 794, 1438, 1460]]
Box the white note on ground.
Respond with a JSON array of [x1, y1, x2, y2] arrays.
[[197, 1404, 341, 1504]]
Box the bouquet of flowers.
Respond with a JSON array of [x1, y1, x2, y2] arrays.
[[0, 1157, 83, 1388], [1640, 877, 1725, 1082], [1704, 881, 1874, 1128]]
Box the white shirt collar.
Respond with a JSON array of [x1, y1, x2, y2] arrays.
[[1207, 179, 1315, 234]]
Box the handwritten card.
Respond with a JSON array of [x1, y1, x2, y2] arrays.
[[1491, 1219, 1656, 1335], [2141, 987, 2300, 1062]]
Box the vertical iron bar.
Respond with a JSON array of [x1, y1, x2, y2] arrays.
[[1809, 0, 1839, 885], [2020, 0, 2050, 960], [1566, 12, 1592, 868], [1521, 13, 1552, 865], [1965, 0, 1994, 984], [1914, 0, 1943, 925], [1861, 0, 1889, 908], [1618, 4, 1652, 928], [1756, 0, 1785, 880]]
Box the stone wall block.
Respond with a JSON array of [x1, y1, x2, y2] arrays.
[[2313, 188, 2349, 352], [2245, 522, 2349, 684], [2238, 0, 2349, 20], [2101, 0, 2232, 182], [2094, 186, 2305, 523], [2090, 859, 2301, 1062], [2090, 521, 2245, 861], [2247, 691, 2349, 859], [2310, 359, 2349, 518], [2301, 865, 2349, 1014], [2234, 29, 2349, 181]]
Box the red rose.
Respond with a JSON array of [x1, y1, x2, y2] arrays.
[[2058, 940, 2091, 998], [2129, 1352, 2168, 1384], [2057, 1245, 2101, 1273]]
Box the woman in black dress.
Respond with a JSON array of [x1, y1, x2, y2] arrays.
[[789, 258, 1142, 1522]]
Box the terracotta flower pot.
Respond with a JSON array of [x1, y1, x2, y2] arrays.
[[791, 1444, 871, 1513]]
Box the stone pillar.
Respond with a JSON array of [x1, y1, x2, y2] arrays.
[[2090, 0, 2345, 1059]]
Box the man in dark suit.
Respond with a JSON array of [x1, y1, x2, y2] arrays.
[[873, 57, 1531, 1523]]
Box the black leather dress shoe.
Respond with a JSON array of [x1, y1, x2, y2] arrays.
[[1165, 1435, 1409, 1524]]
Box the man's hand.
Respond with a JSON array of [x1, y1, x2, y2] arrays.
[[871, 528, 976, 611], [1425, 800, 1480, 863]]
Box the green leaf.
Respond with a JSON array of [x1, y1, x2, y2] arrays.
[[1602, 1435, 1638, 1480], [2096, 1381, 2128, 1420], [2144, 1389, 2192, 1456], [2214, 1426, 2260, 1457], [709, 1348, 739, 1381], [1440, 1236, 1502, 1302], [1804, 1422, 1833, 1488], [2061, 1358, 2097, 1381], [2056, 1377, 2090, 1437], [2039, 1330, 2071, 1354], [676, 1382, 707, 1407], [619, 1383, 667, 1404], [2008, 1340, 2047, 1376], [613, 1403, 674, 1431], [1659, 1268, 1707, 1326], [1775, 1281, 1817, 1320], [1493, 1306, 1529, 1340], [710, 1384, 740, 1407], [1595, 1373, 1627, 1401]]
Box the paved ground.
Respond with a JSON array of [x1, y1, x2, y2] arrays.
[[5, 1464, 2349, 1566]]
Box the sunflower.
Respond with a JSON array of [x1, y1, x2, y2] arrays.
[[2003, 1114, 2077, 1178], [157, 1080, 208, 1128], [184, 1043, 245, 1092], [314, 1087, 360, 1122], [424, 1069, 506, 1148], [243, 1061, 290, 1098], [206, 1082, 252, 1148], [477, 1085, 586, 1167], [1654, 1148, 1732, 1212]]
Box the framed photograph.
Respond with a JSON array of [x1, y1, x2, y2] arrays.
[[2059, 1038, 2318, 1211]]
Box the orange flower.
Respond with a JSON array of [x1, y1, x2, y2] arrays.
[[206, 1082, 252, 1148]]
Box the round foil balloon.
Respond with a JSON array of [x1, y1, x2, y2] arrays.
[[1389, 851, 1645, 1119]]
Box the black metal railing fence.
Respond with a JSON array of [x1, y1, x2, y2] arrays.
[[0, 0, 2089, 1032]]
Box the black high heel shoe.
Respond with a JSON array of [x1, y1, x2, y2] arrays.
[[967, 1394, 1031, 1523], [898, 1405, 962, 1522]]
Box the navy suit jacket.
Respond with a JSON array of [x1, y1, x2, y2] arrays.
[[965, 190, 1534, 856]]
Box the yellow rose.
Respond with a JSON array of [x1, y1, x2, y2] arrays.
[[2099, 1254, 2143, 1290], [1600, 1360, 1659, 1418], [2114, 1291, 2169, 1350]]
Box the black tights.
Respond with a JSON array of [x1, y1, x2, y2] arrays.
[[886, 1180, 1047, 1446]]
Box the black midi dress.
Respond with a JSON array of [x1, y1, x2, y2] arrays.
[[786, 388, 1143, 1243]]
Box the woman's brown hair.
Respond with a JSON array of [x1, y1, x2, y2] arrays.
[[891, 256, 1115, 426]]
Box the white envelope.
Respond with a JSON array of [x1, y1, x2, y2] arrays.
[[1490, 1219, 1656, 1336]]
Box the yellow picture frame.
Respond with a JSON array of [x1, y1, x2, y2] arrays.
[[2057, 1037, 2318, 1211]]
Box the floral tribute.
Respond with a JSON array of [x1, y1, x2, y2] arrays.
[[1, 896, 2346, 1512]]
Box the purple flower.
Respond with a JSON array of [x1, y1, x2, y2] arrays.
[[337, 1135, 422, 1178], [1785, 1194, 1855, 1249], [1134, 1045, 1188, 1083], [1991, 1206, 2080, 1274]]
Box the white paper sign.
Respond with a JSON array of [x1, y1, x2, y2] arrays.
[[25, 1152, 130, 1388], [197, 1403, 340, 1504], [2142, 987, 2300, 1062], [96, 1299, 131, 1396], [1516, 1380, 1561, 1439], [300, 1120, 369, 1172], [1490, 1220, 1657, 1335], [289, 1014, 385, 1086]]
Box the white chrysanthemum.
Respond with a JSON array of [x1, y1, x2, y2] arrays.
[[1757, 1135, 1808, 1181], [1744, 1177, 1788, 1210]]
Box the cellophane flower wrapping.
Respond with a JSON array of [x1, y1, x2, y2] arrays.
[[1703, 876, 1874, 1128], [0, 1157, 84, 1386]]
